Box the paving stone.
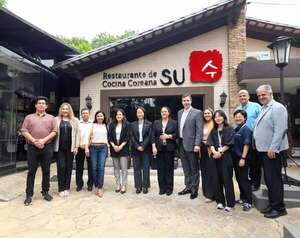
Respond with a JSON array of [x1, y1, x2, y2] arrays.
[[0, 164, 288, 238]]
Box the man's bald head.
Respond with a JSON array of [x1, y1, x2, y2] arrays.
[[238, 89, 250, 106]]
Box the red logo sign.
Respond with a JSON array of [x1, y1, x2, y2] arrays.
[[189, 50, 223, 83]]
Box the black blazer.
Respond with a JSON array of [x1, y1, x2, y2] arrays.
[[207, 127, 234, 150], [130, 120, 152, 154], [151, 119, 177, 152], [108, 121, 130, 157]]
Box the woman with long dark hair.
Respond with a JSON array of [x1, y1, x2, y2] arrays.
[[207, 110, 235, 212], [86, 111, 108, 197], [130, 107, 152, 194], [152, 106, 177, 196], [200, 108, 217, 202], [108, 109, 130, 194], [54, 103, 80, 197]]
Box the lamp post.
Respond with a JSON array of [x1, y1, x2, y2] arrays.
[[267, 36, 292, 104]]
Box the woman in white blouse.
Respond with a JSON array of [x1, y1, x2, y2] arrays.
[[86, 111, 108, 197]]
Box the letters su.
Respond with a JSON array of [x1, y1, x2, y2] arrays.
[[160, 68, 185, 86]]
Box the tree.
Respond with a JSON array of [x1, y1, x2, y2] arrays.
[[56, 36, 92, 53], [91, 30, 137, 49], [57, 30, 138, 53], [0, 0, 6, 7]]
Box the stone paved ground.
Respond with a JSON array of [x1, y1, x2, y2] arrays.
[[0, 165, 291, 238]]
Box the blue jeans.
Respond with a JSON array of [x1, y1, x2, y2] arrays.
[[90, 145, 108, 188]]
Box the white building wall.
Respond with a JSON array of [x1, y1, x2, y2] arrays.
[[246, 37, 300, 59]]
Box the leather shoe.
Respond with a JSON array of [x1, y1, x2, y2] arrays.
[[143, 188, 148, 194], [260, 206, 272, 214], [264, 209, 287, 219], [76, 187, 82, 192], [159, 190, 166, 195], [87, 186, 93, 192], [190, 192, 198, 199], [178, 188, 191, 195], [166, 191, 173, 196], [41, 191, 53, 202], [136, 188, 142, 194], [24, 197, 32, 206]]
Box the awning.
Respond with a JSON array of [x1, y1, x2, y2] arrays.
[[237, 58, 300, 82]]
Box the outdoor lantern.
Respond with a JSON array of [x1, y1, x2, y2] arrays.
[[85, 94, 92, 110], [220, 91, 227, 107], [267, 36, 292, 68], [267, 36, 293, 104]]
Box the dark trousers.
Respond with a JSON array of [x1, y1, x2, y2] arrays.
[[215, 154, 235, 207], [133, 151, 151, 189], [259, 152, 285, 211], [179, 141, 199, 193], [75, 148, 93, 189], [233, 155, 252, 204], [57, 150, 74, 192], [249, 151, 262, 188], [26, 144, 53, 197], [157, 147, 174, 193], [200, 144, 217, 200]]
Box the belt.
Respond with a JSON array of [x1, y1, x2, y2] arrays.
[[28, 141, 52, 146], [90, 143, 107, 147]]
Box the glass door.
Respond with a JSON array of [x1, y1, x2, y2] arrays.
[[0, 68, 17, 170]]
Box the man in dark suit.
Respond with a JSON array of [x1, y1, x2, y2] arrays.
[[177, 94, 203, 199]]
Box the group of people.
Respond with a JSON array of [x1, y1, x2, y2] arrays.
[[21, 84, 288, 219]]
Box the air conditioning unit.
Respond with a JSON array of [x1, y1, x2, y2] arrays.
[[246, 51, 271, 60]]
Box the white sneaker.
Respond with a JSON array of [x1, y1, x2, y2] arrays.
[[64, 190, 70, 196], [217, 203, 224, 210], [59, 191, 65, 197], [225, 206, 233, 212], [242, 203, 252, 211]]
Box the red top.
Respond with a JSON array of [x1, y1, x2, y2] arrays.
[[21, 113, 57, 141]]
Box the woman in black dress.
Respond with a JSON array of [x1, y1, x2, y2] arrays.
[[152, 107, 177, 196], [207, 110, 235, 212], [54, 103, 80, 197], [200, 108, 217, 202]]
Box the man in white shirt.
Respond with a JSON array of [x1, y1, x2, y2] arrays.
[[75, 108, 93, 191], [177, 94, 203, 199]]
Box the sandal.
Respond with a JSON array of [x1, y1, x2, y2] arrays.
[[115, 186, 121, 193], [98, 189, 103, 197], [120, 186, 126, 194]]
